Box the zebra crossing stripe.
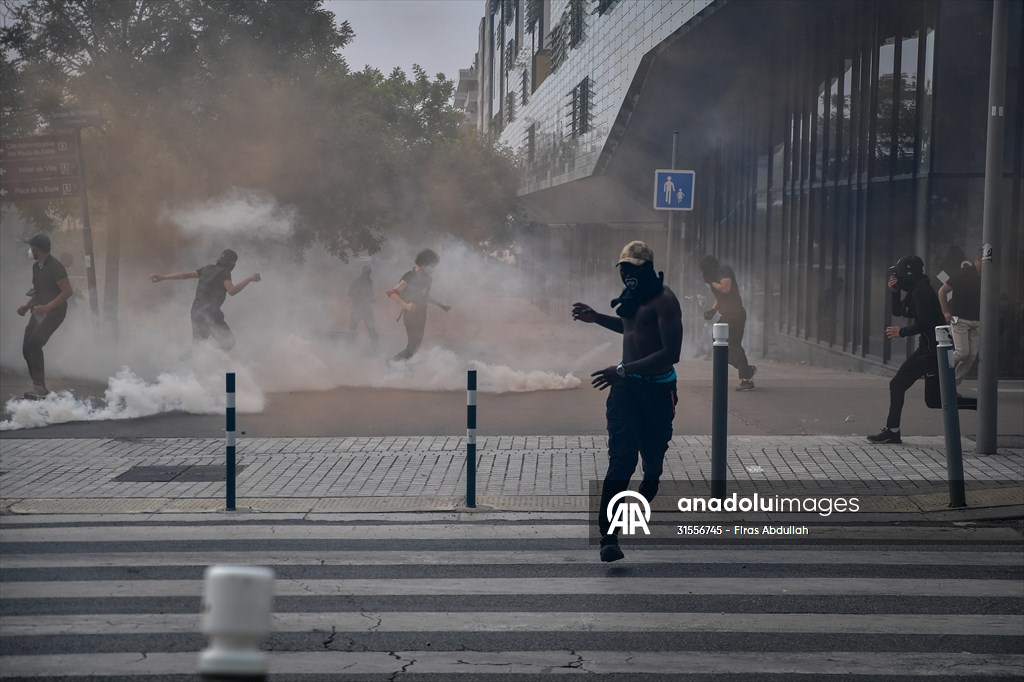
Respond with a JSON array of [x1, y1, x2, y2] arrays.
[[4, 548, 1021, 568], [2, 650, 1022, 677], [2, 612, 1021, 637], [3, 524, 1021, 542], [3, 577, 1020, 599]]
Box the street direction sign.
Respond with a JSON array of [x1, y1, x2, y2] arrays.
[[1, 133, 80, 200], [1, 133, 77, 161], [0, 179, 80, 200], [654, 169, 695, 211], [1, 157, 78, 181], [47, 108, 103, 129]]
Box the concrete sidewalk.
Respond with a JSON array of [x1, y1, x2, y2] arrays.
[[1, 435, 1020, 517]]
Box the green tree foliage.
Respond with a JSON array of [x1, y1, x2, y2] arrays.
[[1, 0, 518, 259]]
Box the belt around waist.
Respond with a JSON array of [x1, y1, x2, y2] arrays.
[[627, 368, 677, 383]]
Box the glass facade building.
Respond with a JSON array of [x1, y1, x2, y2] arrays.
[[475, 0, 1024, 376]]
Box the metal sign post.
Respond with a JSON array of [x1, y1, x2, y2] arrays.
[[73, 126, 99, 318], [976, 0, 1008, 455]]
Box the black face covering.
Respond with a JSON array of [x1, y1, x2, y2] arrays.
[[611, 262, 664, 318]]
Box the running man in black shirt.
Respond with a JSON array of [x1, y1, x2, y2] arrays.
[[16, 234, 73, 399], [700, 255, 757, 390], [151, 249, 261, 351], [386, 249, 451, 361]]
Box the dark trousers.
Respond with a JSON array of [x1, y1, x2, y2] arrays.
[[348, 303, 378, 344], [191, 307, 235, 351], [23, 305, 67, 387], [886, 350, 941, 429], [392, 311, 426, 361], [884, 349, 977, 429], [599, 380, 678, 537], [720, 311, 754, 380]]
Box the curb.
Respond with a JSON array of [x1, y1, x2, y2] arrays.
[[3, 491, 1022, 519]]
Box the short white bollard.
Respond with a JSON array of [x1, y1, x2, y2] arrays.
[[198, 565, 275, 679]]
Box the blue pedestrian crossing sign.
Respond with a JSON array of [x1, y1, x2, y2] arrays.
[[654, 169, 695, 211]]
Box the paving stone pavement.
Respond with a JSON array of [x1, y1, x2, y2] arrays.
[[0, 435, 1020, 515]]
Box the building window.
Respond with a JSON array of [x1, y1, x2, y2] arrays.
[[874, 35, 896, 176], [506, 91, 517, 124], [595, 0, 620, 16], [505, 38, 518, 73], [526, 0, 543, 33], [570, 76, 591, 138], [527, 123, 536, 163], [895, 29, 919, 176], [549, 19, 568, 72], [521, 70, 530, 106], [569, 0, 585, 48]]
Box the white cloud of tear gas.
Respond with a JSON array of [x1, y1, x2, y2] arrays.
[[164, 188, 298, 242], [1, 199, 624, 431], [0, 346, 264, 431]]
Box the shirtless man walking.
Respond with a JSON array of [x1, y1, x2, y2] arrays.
[[572, 241, 683, 562]]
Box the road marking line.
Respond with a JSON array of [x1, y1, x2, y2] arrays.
[[3, 577, 1021, 599]]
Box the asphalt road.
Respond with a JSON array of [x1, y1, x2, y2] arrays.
[[2, 514, 1021, 679], [2, 360, 1022, 440]]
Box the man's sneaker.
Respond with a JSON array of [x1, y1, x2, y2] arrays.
[[867, 428, 902, 444], [736, 380, 756, 392], [23, 385, 49, 400], [599, 536, 624, 563], [748, 365, 758, 380]]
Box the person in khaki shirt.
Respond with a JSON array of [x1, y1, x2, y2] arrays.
[[937, 248, 982, 387]]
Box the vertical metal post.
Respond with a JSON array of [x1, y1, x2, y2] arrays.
[[976, 0, 1008, 454], [936, 326, 967, 508], [711, 323, 729, 499], [73, 127, 99, 319], [665, 131, 679, 286], [466, 370, 477, 508], [226, 373, 236, 511]]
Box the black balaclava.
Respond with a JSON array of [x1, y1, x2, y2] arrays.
[[216, 249, 238, 272], [894, 255, 925, 292], [611, 261, 664, 318]]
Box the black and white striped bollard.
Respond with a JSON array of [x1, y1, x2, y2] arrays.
[[935, 326, 966, 508], [226, 372, 236, 511], [711, 323, 729, 500], [467, 370, 477, 508]]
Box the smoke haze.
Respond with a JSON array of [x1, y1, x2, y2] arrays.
[[1, 193, 608, 431]]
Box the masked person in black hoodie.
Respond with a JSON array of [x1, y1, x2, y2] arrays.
[[868, 256, 977, 444], [572, 241, 683, 562]]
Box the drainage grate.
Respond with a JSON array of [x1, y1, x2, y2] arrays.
[[114, 465, 244, 483]]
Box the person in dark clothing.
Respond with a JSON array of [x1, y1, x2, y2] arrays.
[[868, 255, 977, 444], [17, 234, 73, 399], [347, 265, 379, 347], [151, 249, 261, 351], [572, 241, 682, 563], [386, 249, 451, 362], [700, 255, 757, 390], [937, 249, 982, 386]]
